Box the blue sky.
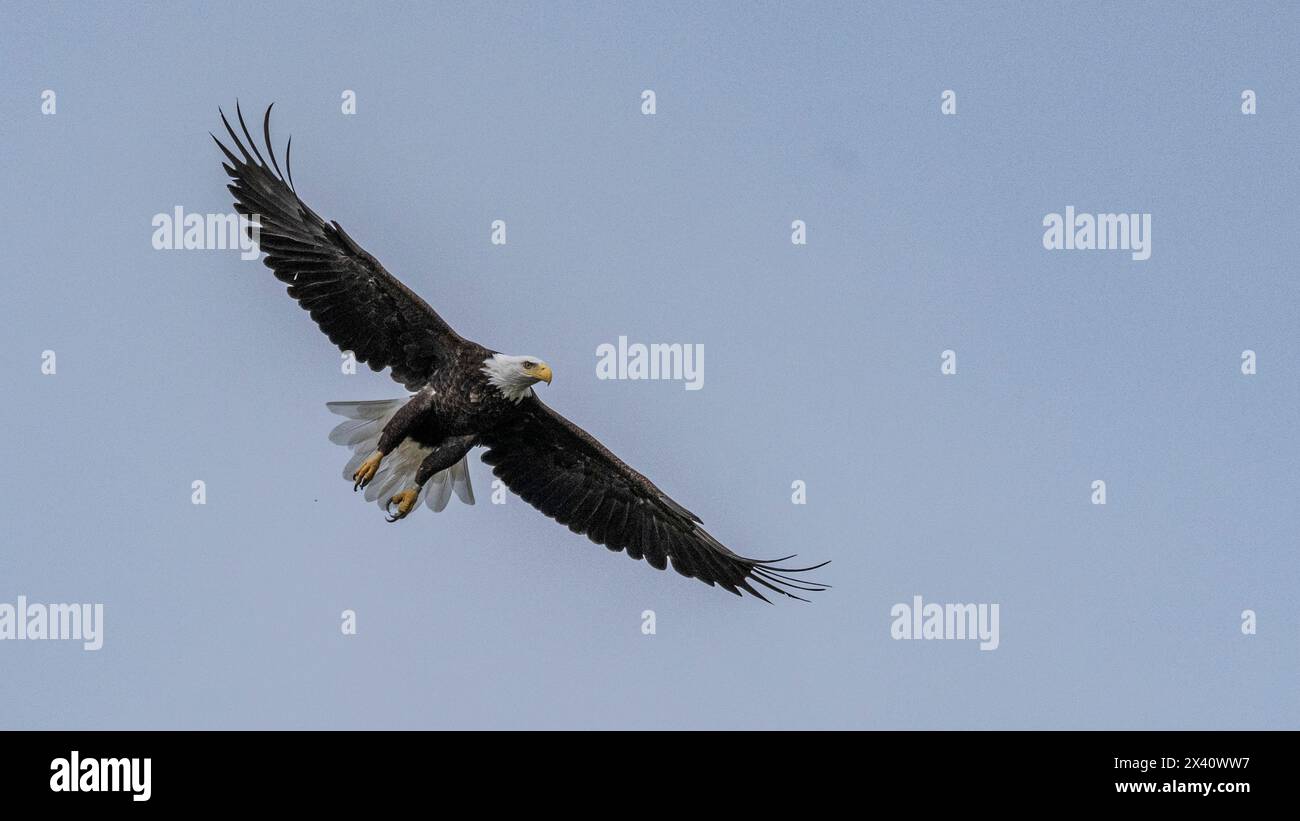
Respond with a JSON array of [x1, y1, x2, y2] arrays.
[[0, 1, 1296, 728]]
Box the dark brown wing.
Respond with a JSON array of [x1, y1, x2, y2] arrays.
[[479, 396, 828, 601], [213, 103, 467, 390]]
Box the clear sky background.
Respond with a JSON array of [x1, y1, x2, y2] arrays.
[[1, 2, 1296, 729]]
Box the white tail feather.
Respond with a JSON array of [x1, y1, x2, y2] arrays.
[[426, 470, 454, 512], [326, 398, 476, 515], [450, 458, 475, 504]]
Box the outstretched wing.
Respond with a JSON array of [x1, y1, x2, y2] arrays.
[[479, 397, 828, 602], [213, 103, 467, 390]]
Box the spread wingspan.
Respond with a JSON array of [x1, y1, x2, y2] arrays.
[[213, 103, 466, 390], [480, 396, 829, 601]]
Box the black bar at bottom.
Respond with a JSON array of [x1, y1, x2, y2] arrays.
[[0, 730, 1287, 807]]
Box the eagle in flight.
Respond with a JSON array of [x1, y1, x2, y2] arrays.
[[213, 104, 827, 602]]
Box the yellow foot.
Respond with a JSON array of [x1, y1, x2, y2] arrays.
[[353, 451, 383, 491], [385, 488, 420, 522]]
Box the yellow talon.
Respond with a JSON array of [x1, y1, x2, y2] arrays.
[[386, 488, 419, 522], [353, 451, 383, 491]]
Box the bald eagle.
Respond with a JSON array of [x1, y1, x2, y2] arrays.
[[213, 104, 827, 602]]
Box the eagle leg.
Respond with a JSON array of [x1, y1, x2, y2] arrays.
[[353, 451, 384, 491], [385, 488, 420, 522]]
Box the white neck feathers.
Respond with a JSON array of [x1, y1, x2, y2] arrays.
[[481, 354, 535, 403]]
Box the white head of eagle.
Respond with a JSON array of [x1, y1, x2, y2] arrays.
[[482, 353, 553, 402]]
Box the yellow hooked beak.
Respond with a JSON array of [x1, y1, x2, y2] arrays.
[[534, 363, 553, 384]]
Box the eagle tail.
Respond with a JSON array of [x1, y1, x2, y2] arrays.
[[422, 456, 475, 512], [326, 397, 475, 515]]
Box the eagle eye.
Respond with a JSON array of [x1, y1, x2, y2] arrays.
[[522, 361, 537, 369]]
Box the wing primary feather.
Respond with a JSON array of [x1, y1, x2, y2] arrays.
[[219, 108, 254, 164], [748, 573, 809, 602], [235, 100, 269, 170], [262, 103, 285, 181], [750, 569, 826, 593], [752, 568, 831, 589], [285, 135, 295, 191], [755, 558, 832, 573], [737, 579, 773, 604], [211, 133, 241, 167]]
